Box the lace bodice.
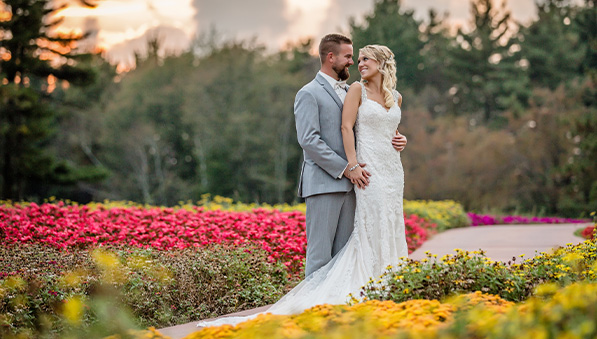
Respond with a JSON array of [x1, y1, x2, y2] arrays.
[[355, 82, 402, 163]]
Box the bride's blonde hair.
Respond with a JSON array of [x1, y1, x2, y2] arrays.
[[359, 45, 397, 108]]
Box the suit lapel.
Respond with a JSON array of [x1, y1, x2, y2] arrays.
[[315, 73, 343, 110]]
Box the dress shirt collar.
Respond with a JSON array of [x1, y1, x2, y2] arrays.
[[318, 71, 342, 89]]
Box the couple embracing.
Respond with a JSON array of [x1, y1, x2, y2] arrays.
[[200, 33, 408, 327]]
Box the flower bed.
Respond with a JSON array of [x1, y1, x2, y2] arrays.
[[581, 225, 596, 239], [357, 237, 597, 304], [151, 237, 597, 338], [2, 198, 595, 338], [183, 292, 511, 339], [1, 202, 307, 274], [168, 282, 597, 339], [6, 238, 596, 339], [0, 200, 438, 336], [0, 244, 292, 336], [579, 212, 596, 239], [404, 200, 470, 231], [0, 201, 439, 276]]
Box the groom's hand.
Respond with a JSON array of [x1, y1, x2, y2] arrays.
[[344, 163, 371, 189], [392, 131, 407, 152]]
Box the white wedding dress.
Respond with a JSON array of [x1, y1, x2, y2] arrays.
[[198, 83, 408, 327]]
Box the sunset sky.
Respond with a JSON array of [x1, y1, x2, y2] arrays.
[[56, 0, 543, 66]]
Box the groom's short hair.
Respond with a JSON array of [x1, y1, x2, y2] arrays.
[[319, 34, 352, 63]]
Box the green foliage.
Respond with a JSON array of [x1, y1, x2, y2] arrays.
[[359, 237, 597, 304], [575, 0, 597, 80], [560, 78, 597, 215], [2, 0, 593, 215], [445, 0, 529, 124], [0, 244, 293, 337], [97, 39, 308, 205], [418, 9, 454, 112], [0, 84, 55, 197], [0, 0, 109, 201], [402, 76, 596, 215], [403, 200, 470, 231], [521, 0, 584, 90]]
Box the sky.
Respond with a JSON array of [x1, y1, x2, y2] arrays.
[[56, 0, 540, 67]]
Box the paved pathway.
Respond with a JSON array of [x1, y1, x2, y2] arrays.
[[157, 222, 591, 338], [410, 223, 588, 262]]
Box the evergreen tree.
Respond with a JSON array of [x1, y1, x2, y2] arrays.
[[0, 0, 101, 200], [421, 10, 452, 92], [47, 52, 115, 201], [575, 0, 597, 81], [520, 0, 584, 90], [349, 0, 425, 91], [418, 9, 453, 116], [562, 79, 597, 215], [446, 0, 529, 124]]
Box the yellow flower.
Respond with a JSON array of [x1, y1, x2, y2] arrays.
[[59, 270, 87, 289], [63, 296, 84, 325], [92, 249, 120, 269], [3, 276, 26, 291], [562, 252, 583, 263]]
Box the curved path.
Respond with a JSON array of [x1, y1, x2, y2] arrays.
[[410, 223, 588, 262], [158, 222, 591, 338]]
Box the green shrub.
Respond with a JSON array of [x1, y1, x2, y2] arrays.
[[0, 244, 293, 337], [359, 237, 597, 304], [403, 200, 470, 231]]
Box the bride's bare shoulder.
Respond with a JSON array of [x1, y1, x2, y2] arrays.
[[346, 81, 363, 97], [348, 81, 362, 90]]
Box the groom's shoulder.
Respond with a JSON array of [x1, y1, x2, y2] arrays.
[[297, 78, 323, 96]]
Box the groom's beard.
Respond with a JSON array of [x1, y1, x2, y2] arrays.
[[333, 63, 350, 81]]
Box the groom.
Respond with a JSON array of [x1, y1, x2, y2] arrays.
[[294, 34, 407, 276]]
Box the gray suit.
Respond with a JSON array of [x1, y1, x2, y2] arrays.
[[294, 73, 356, 276]]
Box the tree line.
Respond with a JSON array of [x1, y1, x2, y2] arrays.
[[0, 0, 595, 216]]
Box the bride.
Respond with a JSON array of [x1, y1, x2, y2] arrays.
[[198, 44, 408, 327]]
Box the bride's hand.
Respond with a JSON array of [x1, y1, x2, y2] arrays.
[[345, 163, 371, 189]]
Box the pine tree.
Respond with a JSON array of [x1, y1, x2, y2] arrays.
[[521, 0, 584, 90], [575, 0, 597, 81], [420, 9, 452, 93], [418, 9, 453, 116], [0, 0, 100, 199], [446, 0, 529, 124]]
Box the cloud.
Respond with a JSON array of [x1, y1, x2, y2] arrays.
[[76, 17, 100, 52], [283, 0, 334, 44], [58, 0, 540, 66], [193, 0, 289, 44], [191, 0, 373, 50], [506, 0, 537, 25], [321, 0, 373, 36], [105, 25, 191, 66]]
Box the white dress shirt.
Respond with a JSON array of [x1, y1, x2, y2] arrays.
[[318, 71, 348, 103]]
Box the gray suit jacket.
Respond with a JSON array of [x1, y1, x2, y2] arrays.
[[294, 73, 353, 198]]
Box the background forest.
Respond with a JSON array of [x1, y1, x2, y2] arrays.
[[0, 0, 595, 216]]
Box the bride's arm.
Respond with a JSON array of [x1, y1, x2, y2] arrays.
[[341, 82, 370, 188]]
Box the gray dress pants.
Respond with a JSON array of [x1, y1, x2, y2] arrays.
[[304, 189, 356, 277]]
